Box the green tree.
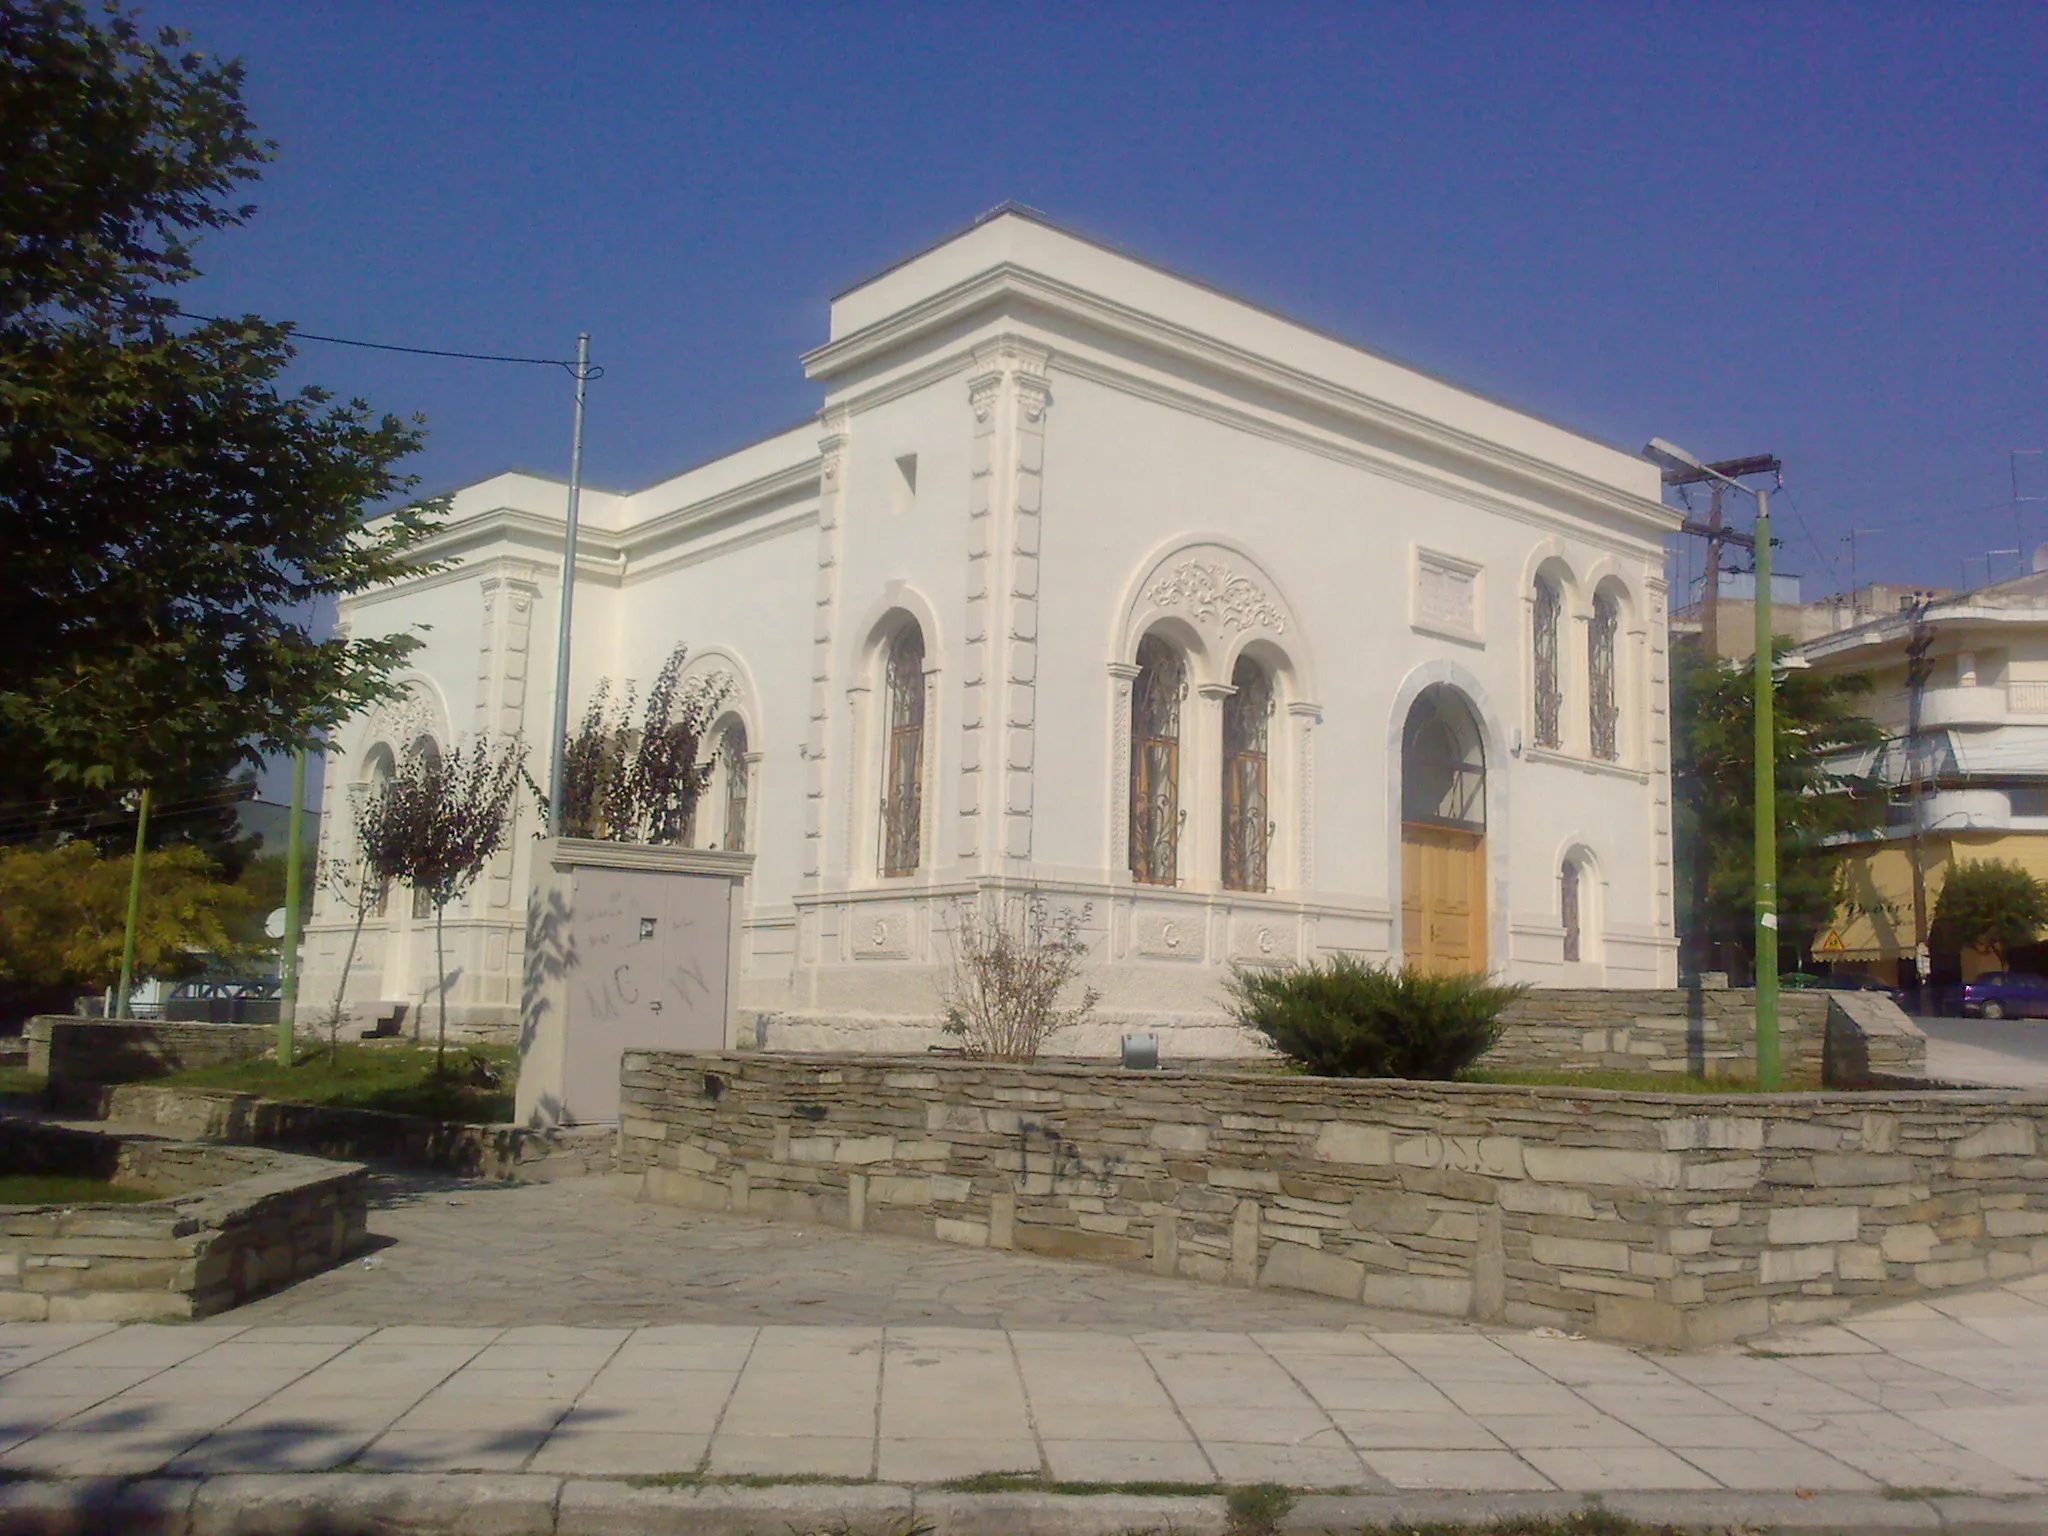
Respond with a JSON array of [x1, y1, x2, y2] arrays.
[[362, 738, 528, 1075], [1, 0, 442, 796], [1671, 641, 1886, 977], [0, 840, 258, 1020], [1933, 860, 2048, 967]]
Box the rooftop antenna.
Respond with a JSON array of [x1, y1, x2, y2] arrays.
[[2014, 449, 2044, 557], [1843, 528, 1882, 615]]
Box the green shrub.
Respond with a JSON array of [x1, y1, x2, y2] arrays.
[[1228, 956, 1525, 1079]]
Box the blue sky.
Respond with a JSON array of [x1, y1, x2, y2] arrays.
[[176, 2, 2047, 798]]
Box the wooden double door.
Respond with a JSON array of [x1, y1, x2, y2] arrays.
[[1401, 822, 1487, 975]]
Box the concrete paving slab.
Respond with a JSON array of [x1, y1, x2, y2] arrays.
[[1900, 1403, 2048, 1479], [528, 1428, 708, 1474], [1202, 1440, 1373, 1487], [1518, 1444, 1720, 1491], [1630, 1412, 1786, 1449], [355, 1423, 556, 1472], [1176, 1405, 1345, 1447], [1674, 1442, 1878, 1490], [1028, 1403, 1191, 1441], [1435, 1379, 1586, 1415], [1041, 1436, 1215, 1483], [603, 1340, 755, 1373], [40, 1323, 243, 1367], [705, 1431, 874, 1477], [427, 1364, 605, 1399], [1360, 1448, 1555, 1490], [576, 1367, 740, 1410], [0, 1324, 116, 1375], [558, 1397, 726, 1435], [1330, 1409, 1502, 1451], [1475, 1411, 1653, 1449], [876, 1435, 1040, 1481]]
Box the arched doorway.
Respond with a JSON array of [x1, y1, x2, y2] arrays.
[[1401, 685, 1487, 974]]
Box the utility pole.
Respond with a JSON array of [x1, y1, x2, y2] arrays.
[[1662, 453, 1779, 661], [114, 787, 152, 1019], [546, 333, 593, 838], [1903, 609, 1936, 1008]]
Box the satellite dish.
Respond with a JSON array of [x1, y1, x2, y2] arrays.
[[264, 908, 287, 941]]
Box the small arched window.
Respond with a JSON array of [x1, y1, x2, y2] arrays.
[[880, 628, 925, 877], [1533, 576, 1562, 749], [1561, 859, 1582, 963], [361, 744, 395, 919], [1589, 591, 1620, 761], [1129, 635, 1185, 885], [720, 722, 749, 853], [1221, 656, 1272, 892]]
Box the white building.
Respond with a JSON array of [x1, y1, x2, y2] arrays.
[[302, 207, 1681, 1055]]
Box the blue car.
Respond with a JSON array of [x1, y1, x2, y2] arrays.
[[1948, 972, 2048, 1021]]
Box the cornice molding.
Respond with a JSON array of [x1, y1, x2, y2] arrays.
[[803, 263, 1674, 537]]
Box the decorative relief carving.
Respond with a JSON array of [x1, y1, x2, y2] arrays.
[[1133, 910, 1204, 962], [1143, 562, 1286, 635], [853, 907, 911, 961], [1231, 915, 1297, 963]]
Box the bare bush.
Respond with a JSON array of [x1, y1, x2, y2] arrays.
[[558, 643, 731, 844], [937, 889, 1101, 1062]]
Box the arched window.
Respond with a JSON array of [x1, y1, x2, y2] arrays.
[[720, 722, 749, 853], [1589, 590, 1620, 761], [1221, 656, 1272, 892], [1533, 576, 1562, 749], [1561, 859, 1582, 963], [1129, 635, 1185, 885], [880, 628, 925, 877]]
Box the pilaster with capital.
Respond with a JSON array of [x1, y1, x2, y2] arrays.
[[1107, 662, 1141, 876], [1644, 573, 1674, 941], [804, 415, 849, 884], [1289, 701, 1319, 890], [961, 339, 1053, 869]]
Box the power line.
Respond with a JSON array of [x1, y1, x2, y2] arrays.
[[169, 310, 603, 378]]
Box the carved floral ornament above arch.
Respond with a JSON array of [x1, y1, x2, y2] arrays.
[[1123, 542, 1303, 680], [352, 680, 448, 774]]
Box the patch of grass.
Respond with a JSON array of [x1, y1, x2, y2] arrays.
[[1883, 1485, 1967, 1501], [1226, 1481, 1295, 1535], [0, 1064, 47, 1105], [1458, 1067, 1822, 1095], [162, 1042, 517, 1123], [0, 1174, 162, 1205]]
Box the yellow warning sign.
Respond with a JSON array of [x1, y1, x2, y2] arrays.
[[1818, 928, 1846, 955]]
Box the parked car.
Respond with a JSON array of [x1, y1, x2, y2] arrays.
[[1943, 972, 2048, 1021]]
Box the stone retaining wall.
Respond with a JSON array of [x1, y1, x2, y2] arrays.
[[78, 1083, 615, 1183], [1489, 989, 1835, 1081], [619, 1052, 2042, 1348], [24, 1017, 272, 1085], [0, 1119, 367, 1321]]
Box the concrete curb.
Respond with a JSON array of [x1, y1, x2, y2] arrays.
[[1, 1475, 2047, 1534]]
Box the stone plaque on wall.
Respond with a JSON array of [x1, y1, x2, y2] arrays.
[[1133, 910, 1204, 961], [1414, 549, 1482, 643]]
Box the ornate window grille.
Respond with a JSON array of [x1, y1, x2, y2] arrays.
[[1129, 635, 1184, 885], [1533, 577, 1562, 749], [1589, 591, 1620, 761], [720, 723, 749, 853], [880, 628, 925, 877], [1561, 860, 1582, 963], [1222, 657, 1272, 892]]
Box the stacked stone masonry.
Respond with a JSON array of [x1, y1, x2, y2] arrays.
[[1489, 989, 1834, 1081], [24, 1017, 272, 1085], [619, 1051, 2042, 1348], [0, 1122, 367, 1322]]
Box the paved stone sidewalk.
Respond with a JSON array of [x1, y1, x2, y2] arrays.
[[224, 1174, 1442, 1331], [1, 1274, 2045, 1496]]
